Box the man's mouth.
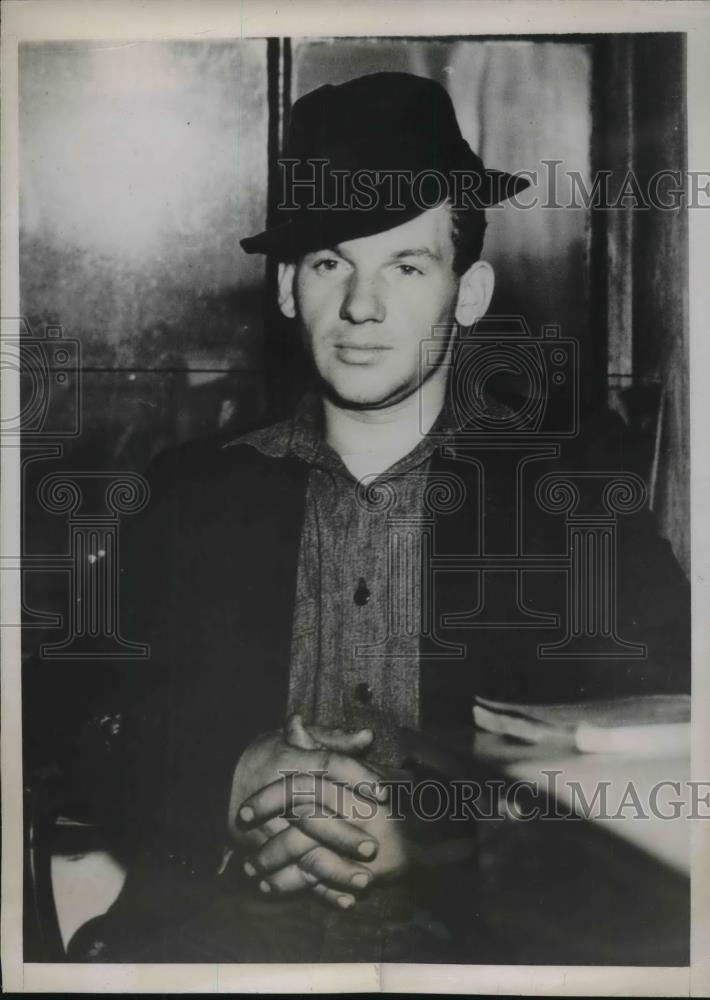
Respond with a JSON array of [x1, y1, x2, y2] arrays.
[[334, 343, 392, 365]]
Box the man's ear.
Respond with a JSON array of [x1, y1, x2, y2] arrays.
[[455, 260, 495, 328], [277, 262, 297, 319]]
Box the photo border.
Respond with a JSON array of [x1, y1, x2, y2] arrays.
[[2, 1, 708, 994]]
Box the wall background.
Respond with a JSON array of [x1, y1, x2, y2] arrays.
[[20, 39, 269, 468]]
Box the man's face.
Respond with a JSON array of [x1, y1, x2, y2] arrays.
[[279, 206, 462, 410]]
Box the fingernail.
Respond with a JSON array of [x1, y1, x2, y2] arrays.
[[243, 861, 256, 878], [259, 880, 271, 894], [337, 895, 354, 909], [357, 840, 376, 858], [239, 806, 255, 823], [301, 871, 318, 885], [351, 872, 370, 889], [375, 784, 388, 802]]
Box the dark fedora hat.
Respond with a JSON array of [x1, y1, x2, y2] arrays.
[[240, 71, 530, 258]]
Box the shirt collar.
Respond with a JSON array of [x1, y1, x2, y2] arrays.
[[230, 389, 460, 481]]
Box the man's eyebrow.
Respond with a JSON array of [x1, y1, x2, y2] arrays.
[[388, 247, 441, 262], [307, 247, 346, 259], [308, 246, 441, 263]]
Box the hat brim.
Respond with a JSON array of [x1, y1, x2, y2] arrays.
[[240, 169, 530, 257]]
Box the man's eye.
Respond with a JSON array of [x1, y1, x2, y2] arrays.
[[313, 258, 340, 272], [396, 264, 422, 276]]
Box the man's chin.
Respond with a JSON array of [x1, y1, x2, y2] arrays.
[[321, 380, 413, 412]]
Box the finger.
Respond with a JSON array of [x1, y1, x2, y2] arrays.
[[239, 762, 385, 827], [285, 713, 322, 750], [298, 844, 374, 892], [248, 823, 318, 875], [306, 725, 374, 755], [243, 842, 359, 910], [285, 715, 375, 758], [296, 809, 378, 860], [263, 815, 290, 837], [253, 857, 360, 906], [232, 814, 290, 857], [247, 815, 290, 850], [311, 882, 357, 910], [313, 751, 387, 799], [240, 771, 387, 833], [250, 861, 314, 896], [251, 821, 376, 876]]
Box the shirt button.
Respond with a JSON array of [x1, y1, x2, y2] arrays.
[[354, 578, 371, 606], [355, 682, 373, 704]]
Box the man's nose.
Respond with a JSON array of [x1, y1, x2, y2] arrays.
[[339, 273, 386, 324]]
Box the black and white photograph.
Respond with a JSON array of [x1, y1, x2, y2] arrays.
[[1, 0, 709, 993]]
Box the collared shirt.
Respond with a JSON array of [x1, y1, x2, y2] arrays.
[[224, 390, 517, 955], [238, 393, 457, 771]]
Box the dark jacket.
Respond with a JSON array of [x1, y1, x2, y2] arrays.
[[109, 406, 689, 879]]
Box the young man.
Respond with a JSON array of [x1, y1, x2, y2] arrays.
[[72, 72, 689, 963]]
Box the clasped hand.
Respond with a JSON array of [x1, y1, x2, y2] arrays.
[[228, 714, 409, 909]]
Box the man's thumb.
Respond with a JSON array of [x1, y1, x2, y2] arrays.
[[284, 713, 321, 749], [284, 714, 374, 755], [306, 724, 374, 755]]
